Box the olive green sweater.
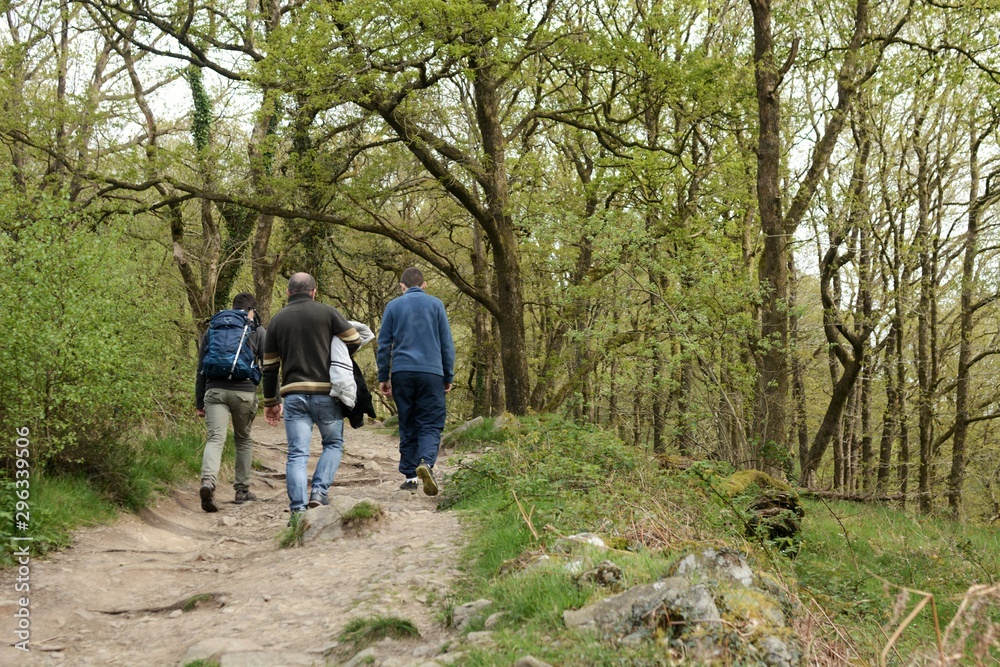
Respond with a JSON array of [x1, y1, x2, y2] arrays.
[[262, 293, 360, 406]]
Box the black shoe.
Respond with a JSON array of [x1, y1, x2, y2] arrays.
[[399, 479, 418, 492], [307, 491, 329, 509], [234, 489, 256, 504], [287, 509, 306, 527], [200, 485, 219, 513], [416, 461, 438, 496]]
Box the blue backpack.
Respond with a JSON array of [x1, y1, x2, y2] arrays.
[[201, 309, 262, 384]]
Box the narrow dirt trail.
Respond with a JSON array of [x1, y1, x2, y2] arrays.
[[0, 422, 467, 666]]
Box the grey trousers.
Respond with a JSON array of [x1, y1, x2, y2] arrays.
[[202, 388, 258, 491]]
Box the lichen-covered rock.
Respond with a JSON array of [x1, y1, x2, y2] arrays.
[[758, 635, 802, 667], [441, 416, 486, 448], [563, 577, 720, 639], [714, 470, 804, 556], [301, 496, 382, 542], [719, 587, 786, 629], [747, 491, 805, 557], [513, 656, 553, 667], [493, 412, 521, 431], [452, 599, 493, 630], [566, 549, 803, 665], [576, 560, 624, 590], [672, 548, 755, 588], [553, 532, 607, 553], [719, 470, 791, 496]]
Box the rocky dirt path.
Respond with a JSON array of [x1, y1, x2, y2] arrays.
[[0, 422, 469, 666]]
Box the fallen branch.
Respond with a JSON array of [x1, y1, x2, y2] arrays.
[[801, 490, 904, 503], [93, 592, 226, 616]]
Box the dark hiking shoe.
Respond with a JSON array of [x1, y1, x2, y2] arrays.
[[399, 479, 418, 492], [307, 491, 329, 509], [416, 461, 438, 496], [200, 485, 219, 513], [287, 509, 306, 527], [234, 489, 256, 504]]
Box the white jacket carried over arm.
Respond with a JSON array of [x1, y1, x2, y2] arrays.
[[329, 321, 374, 408]]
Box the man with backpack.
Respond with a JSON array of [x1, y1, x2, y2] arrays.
[[196, 292, 266, 513], [262, 273, 362, 518]]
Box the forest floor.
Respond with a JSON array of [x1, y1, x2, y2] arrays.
[[0, 421, 469, 667]]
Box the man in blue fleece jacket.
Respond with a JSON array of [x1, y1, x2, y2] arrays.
[[377, 267, 455, 495]]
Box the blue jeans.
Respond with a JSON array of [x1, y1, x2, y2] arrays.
[[283, 394, 344, 512], [392, 371, 446, 477]]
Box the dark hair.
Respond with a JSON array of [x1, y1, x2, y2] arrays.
[[232, 292, 257, 311], [288, 272, 317, 295], [400, 267, 424, 288]]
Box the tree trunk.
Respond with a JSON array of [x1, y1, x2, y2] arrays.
[[472, 58, 530, 415], [789, 258, 810, 476], [750, 0, 789, 461], [801, 131, 871, 484], [915, 127, 935, 514], [897, 310, 910, 508], [676, 353, 695, 457], [860, 361, 874, 492], [471, 221, 498, 417], [948, 125, 987, 514], [858, 222, 874, 492], [248, 88, 282, 323], [876, 326, 898, 492], [652, 347, 666, 454], [844, 383, 860, 491], [749, 0, 880, 469]]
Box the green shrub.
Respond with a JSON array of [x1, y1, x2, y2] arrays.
[[0, 199, 188, 502]]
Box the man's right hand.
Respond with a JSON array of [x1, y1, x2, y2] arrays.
[[196, 408, 205, 418], [265, 404, 283, 426], [379, 381, 392, 397]]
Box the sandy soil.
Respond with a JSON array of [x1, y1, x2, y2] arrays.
[[0, 420, 467, 666]]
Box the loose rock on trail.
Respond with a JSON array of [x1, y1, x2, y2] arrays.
[[0, 422, 467, 666]]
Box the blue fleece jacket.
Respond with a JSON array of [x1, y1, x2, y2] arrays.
[[377, 287, 455, 383]]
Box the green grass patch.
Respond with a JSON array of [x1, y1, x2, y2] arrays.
[[448, 417, 515, 447], [439, 414, 1000, 664], [0, 473, 117, 565], [343, 500, 382, 522], [440, 415, 713, 664], [794, 498, 1000, 662], [84, 429, 210, 511], [131, 431, 207, 495], [340, 500, 384, 531], [278, 512, 307, 548], [1, 428, 217, 565], [337, 615, 420, 649]]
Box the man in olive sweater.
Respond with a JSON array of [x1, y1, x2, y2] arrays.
[[263, 273, 361, 515]]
